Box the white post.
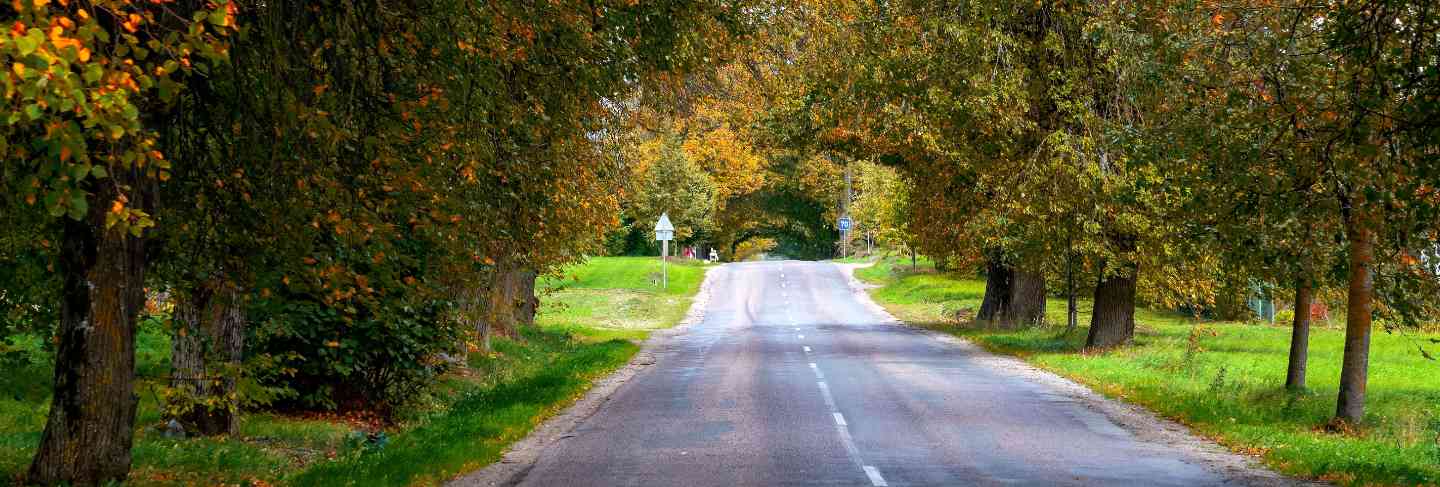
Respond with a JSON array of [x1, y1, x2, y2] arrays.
[[661, 239, 669, 289]]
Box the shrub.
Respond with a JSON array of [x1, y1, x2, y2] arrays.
[[248, 292, 459, 416]]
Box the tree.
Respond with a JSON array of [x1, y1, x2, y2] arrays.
[[626, 137, 719, 244], [1, 1, 235, 482]]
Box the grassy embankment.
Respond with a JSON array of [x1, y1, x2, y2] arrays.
[[0, 256, 708, 486], [855, 256, 1440, 487]]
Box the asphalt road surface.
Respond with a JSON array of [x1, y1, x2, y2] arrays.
[[508, 261, 1258, 487]]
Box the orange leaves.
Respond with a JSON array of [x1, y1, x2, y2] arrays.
[[121, 14, 141, 33]]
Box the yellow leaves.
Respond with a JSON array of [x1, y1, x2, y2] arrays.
[[122, 14, 141, 33], [324, 340, 340, 348], [11, 63, 23, 77]]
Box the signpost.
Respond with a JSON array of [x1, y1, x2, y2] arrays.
[[654, 213, 675, 289], [837, 216, 852, 259]]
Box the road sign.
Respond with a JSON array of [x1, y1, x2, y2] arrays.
[[837, 216, 852, 232], [655, 213, 674, 289], [654, 213, 675, 241]]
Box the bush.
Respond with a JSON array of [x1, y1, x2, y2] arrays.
[[248, 293, 459, 416], [1274, 309, 1295, 327]]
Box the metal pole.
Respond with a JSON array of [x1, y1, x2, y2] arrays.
[[843, 163, 852, 259], [661, 239, 669, 289]]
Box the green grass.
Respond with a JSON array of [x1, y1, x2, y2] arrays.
[[857, 256, 1440, 486], [287, 330, 636, 487], [0, 256, 709, 486], [544, 256, 708, 296]]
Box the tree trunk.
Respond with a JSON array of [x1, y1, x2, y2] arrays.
[[977, 252, 1013, 324], [977, 250, 1044, 328], [456, 284, 490, 353], [28, 191, 147, 485], [909, 246, 917, 269], [515, 268, 538, 327], [1007, 268, 1046, 329], [485, 259, 519, 339], [1086, 259, 1138, 348], [1285, 280, 1313, 391], [1065, 251, 1078, 335], [1336, 214, 1374, 423], [170, 284, 244, 436]]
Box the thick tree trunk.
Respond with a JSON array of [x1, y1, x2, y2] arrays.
[[170, 284, 244, 436], [977, 252, 1013, 323], [1336, 215, 1374, 423], [28, 193, 147, 485], [1007, 269, 1046, 329], [485, 259, 520, 339], [456, 284, 490, 353], [977, 251, 1045, 328], [1285, 280, 1313, 391], [1086, 259, 1138, 348]]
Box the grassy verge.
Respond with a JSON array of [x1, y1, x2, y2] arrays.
[[0, 256, 710, 486], [856, 257, 1440, 487], [538, 256, 708, 342]]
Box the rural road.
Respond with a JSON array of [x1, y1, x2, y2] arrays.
[[481, 261, 1303, 487]]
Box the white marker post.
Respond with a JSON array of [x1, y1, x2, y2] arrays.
[[654, 213, 675, 290]]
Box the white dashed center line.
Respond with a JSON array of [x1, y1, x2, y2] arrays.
[[863, 466, 889, 486], [806, 329, 888, 487]]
